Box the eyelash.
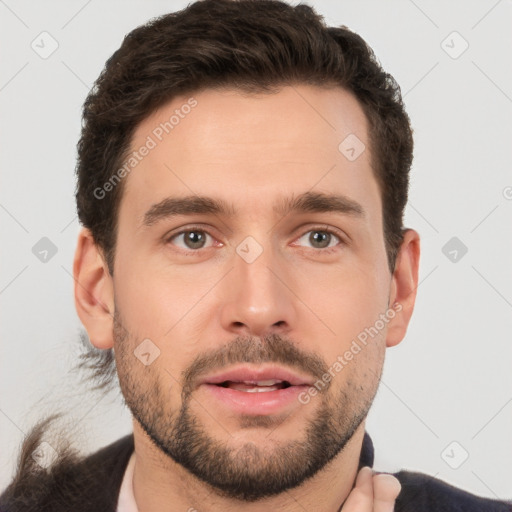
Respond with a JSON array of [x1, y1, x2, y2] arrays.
[[164, 225, 345, 255]]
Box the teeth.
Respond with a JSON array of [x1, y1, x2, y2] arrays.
[[249, 379, 281, 386], [224, 380, 284, 392], [229, 384, 281, 393], [241, 386, 280, 393]]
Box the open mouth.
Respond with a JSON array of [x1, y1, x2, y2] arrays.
[[216, 379, 292, 392], [199, 365, 314, 414], [202, 375, 310, 415]]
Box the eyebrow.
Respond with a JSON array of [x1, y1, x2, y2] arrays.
[[141, 191, 365, 228]]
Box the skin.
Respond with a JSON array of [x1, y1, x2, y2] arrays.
[[74, 84, 420, 511]]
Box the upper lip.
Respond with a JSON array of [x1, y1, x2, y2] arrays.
[[198, 365, 315, 387]]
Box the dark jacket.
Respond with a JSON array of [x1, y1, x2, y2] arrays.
[[1, 432, 510, 511]]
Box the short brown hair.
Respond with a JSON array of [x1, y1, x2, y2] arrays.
[[75, 0, 413, 274]]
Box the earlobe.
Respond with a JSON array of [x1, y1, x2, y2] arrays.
[[73, 228, 115, 349], [386, 229, 420, 348]]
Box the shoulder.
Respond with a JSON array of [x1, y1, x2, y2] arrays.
[[0, 434, 134, 512], [81, 433, 134, 476], [393, 469, 512, 512]]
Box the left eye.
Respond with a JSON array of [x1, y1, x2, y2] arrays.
[[295, 230, 341, 249], [169, 230, 214, 250]]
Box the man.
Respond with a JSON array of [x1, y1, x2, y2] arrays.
[[1, 0, 510, 510]]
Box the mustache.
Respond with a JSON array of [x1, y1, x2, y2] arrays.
[[181, 333, 330, 394]]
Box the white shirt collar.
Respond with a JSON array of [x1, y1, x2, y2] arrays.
[[116, 451, 138, 512]]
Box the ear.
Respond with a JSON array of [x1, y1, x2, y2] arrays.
[[385, 228, 420, 348], [73, 227, 115, 349]]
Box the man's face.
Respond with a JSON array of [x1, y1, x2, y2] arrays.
[[112, 85, 394, 499]]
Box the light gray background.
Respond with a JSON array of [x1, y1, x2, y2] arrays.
[[1, 0, 511, 501]]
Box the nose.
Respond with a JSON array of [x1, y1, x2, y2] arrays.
[[218, 243, 298, 338]]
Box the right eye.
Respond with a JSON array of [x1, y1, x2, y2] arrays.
[[166, 229, 216, 251]]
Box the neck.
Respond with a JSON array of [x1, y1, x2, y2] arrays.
[[131, 421, 367, 512]]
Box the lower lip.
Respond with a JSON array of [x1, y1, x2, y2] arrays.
[[200, 384, 310, 415]]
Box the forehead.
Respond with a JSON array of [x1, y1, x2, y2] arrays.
[[119, 84, 379, 225]]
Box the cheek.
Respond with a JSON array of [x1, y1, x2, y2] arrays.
[[113, 261, 213, 383], [294, 260, 390, 370], [113, 254, 200, 336], [301, 261, 388, 325]]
